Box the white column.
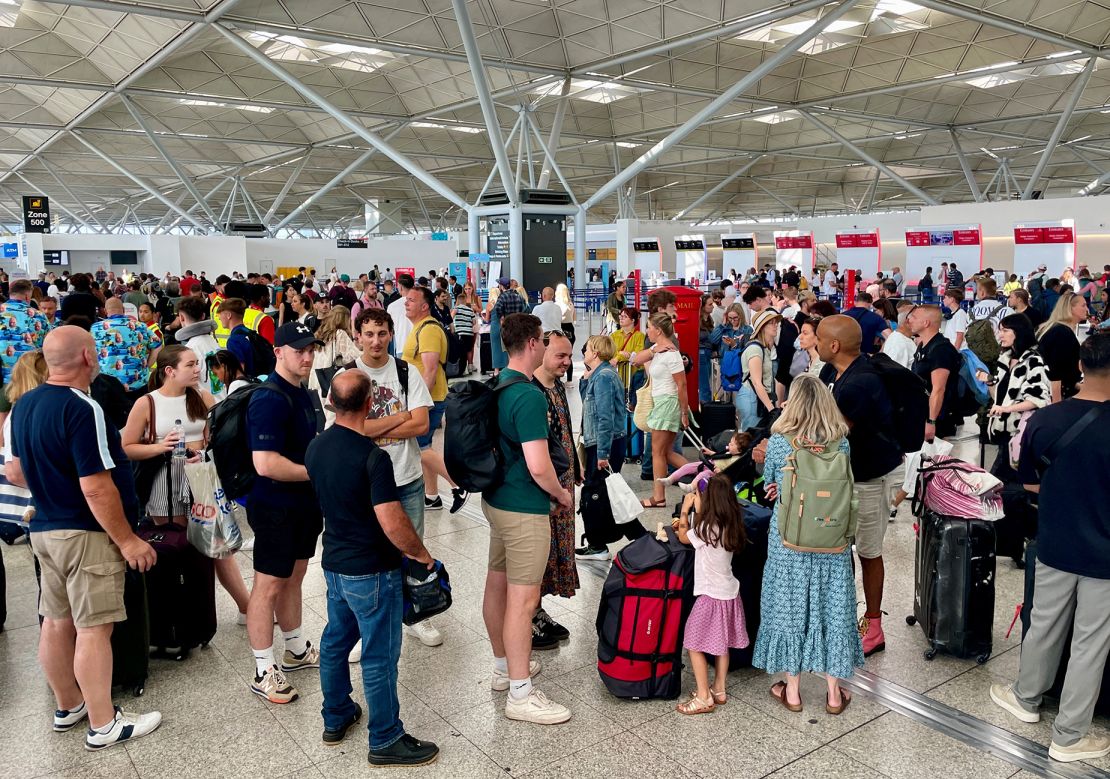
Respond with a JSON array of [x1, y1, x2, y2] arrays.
[[468, 209, 480, 255], [574, 206, 587, 288]]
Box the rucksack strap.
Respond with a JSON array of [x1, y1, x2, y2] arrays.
[[410, 320, 446, 365], [1038, 401, 1110, 473]]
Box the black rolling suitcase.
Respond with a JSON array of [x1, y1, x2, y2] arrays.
[[113, 568, 150, 696], [1019, 541, 1110, 715], [138, 522, 217, 660], [729, 499, 771, 668], [696, 401, 735, 444], [479, 332, 492, 374], [906, 509, 996, 663]]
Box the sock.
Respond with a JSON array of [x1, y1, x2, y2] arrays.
[[283, 627, 308, 656], [253, 645, 276, 677], [509, 677, 533, 701], [95, 712, 119, 733], [493, 656, 508, 674], [426, 493, 438, 501]]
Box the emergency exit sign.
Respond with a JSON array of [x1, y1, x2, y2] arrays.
[[537, 256, 553, 264]]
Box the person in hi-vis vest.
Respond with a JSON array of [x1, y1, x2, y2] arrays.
[[214, 280, 273, 347]]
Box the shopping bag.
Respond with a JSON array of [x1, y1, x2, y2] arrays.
[[184, 459, 244, 559], [605, 470, 644, 525]]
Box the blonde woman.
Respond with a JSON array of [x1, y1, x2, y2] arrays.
[[753, 373, 863, 714], [736, 310, 781, 431], [309, 305, 361, 419], [1037, 291, 1088, 402], [637, 313, 689, 508], [0, 351, 49, 541]]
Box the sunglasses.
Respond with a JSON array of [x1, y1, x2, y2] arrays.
[[542, 330, 563, 345]]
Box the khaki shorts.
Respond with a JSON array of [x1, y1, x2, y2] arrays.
[[853, 464, 904, 560], [32, 530, 126, 628], [482, 500, 550, 586]]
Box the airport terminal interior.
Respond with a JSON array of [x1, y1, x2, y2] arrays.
[[1, 0, 1110, 776]]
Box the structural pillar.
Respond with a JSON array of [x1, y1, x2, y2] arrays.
[[574, 206, 587, 289], [468, 209, 480, 255], [508, 205, 523, 284]]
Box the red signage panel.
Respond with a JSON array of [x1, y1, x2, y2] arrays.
[[906, 232, 930, 247], [1014, 227, 1045, 244], [835, 233, 859, 249], [952, 230, 980, 246], [1044, 226, 1074, 244]]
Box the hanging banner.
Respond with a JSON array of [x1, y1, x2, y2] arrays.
[[22, 196, 50, 233], [1012, 219, 1076, 279], [834, 229, 881, 280], [721, 233, 758, 279], [773, 230, 814, 275], [904, 224, 982, 290]]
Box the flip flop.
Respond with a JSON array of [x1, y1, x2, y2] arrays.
[[770, 681, 803, 712], [640, 498, 668, 508], [826, 688, 852, 716]]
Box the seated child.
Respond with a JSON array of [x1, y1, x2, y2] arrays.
[[658, 431, 752, 494]]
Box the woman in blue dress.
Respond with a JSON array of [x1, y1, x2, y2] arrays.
[[752, 373, 864, 715]]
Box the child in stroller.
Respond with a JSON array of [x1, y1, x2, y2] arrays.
[[658, 430, 758, 494]]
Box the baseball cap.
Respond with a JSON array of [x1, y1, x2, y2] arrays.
[[498, 276, 510, 287], [340, 274, 350, 283], [274, 321, 324, 349]]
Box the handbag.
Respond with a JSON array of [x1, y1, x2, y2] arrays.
[[184, 458, 244, 559], [633, 375, 653, 432], [605, 470, 644, 525], [132, 395, 170, 509], [401, 558, 452, 626]]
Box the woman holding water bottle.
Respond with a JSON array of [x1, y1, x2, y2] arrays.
[[122, 345, 252, 619]]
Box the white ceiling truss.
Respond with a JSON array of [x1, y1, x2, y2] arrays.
[[0, 0, 1109, 234]]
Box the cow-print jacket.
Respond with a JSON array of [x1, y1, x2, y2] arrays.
[[987, 346, 1051, 438]]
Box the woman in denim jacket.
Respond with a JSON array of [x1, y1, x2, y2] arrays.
[[709, 304, 752, 355]]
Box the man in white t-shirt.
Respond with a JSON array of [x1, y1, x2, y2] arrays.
[[531, 286, 563, 332], [968, 277, 1011, 331], [823, 263, 840, 297], [387, 274, 415, 356], [347, 306, 443, 654], [942, 288, 969, 350], [882, 300, 918, 369]]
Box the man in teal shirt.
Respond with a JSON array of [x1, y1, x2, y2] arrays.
[[482, 313, 572, 726]]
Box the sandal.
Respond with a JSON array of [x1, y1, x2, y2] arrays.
[[676, 693, 716, 715], [710, 689, 727, 705], [825, 688, 852, 716], [640, 498, 668, 508], [770, 681, 803, 712]]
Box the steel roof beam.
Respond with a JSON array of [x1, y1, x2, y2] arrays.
[[913, 0, 1102, 59], [537, 78, 571, 191], [584, 0, 861, 212], [671, 156, 762, 221], [948, 129, 983, 203], [1022, 58, 1095, 199]]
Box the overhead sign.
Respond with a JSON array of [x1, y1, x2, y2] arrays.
[[22, 195, 50, 233], [336, 237, 367, 249], [431, 232, 449, 241], [835, 229, 881, 279], [2, 243, 17, 259], [1012, 219, 1075, 278], [774, 235, 813, 250], [904, 223, 983, 286], [835, 232, 878, 249], [722, 237, 755, 250], [722, 233, 758, 278], [773, 230, 815, 274]]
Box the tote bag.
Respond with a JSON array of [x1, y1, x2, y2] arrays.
[[184, 459, 244, 559], [633, 375, 653, 432], [605, 470, 644, 525]]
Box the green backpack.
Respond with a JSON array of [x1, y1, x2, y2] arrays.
[[778, 440, 858, 554]]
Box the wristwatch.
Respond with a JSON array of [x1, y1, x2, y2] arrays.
[[926, 417, 937, 425]]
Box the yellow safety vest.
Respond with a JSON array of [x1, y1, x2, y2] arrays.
[[214, 306, 265, 348]]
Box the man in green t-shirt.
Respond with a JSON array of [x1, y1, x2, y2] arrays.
[[482, 313, 572, 726]]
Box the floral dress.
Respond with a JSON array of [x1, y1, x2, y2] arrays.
[[535, 378, 580, 598], [752, 434, 865, 680]]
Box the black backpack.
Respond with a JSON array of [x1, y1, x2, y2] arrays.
[[207, 384, 290, 499], [444, 375, 527, 493], [243, 328, 276, 378], [866, 352, 928, 455]]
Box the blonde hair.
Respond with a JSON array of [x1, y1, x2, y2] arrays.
[[555, 283, 572, 308], [771, 373, 848, 445], [725, 303, 747, 327], [648, 312, 674, 339], [587, 334, 616, 362], [7, 350, 48, 405], [1037, 291, 1081, 337], [317, 305, 354, 344]]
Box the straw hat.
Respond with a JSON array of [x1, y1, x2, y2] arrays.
[[751, 309, 782, 340]]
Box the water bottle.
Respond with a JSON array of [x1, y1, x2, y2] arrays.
[[171, 419, 187, 461]]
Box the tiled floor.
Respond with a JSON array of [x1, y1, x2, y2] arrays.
[[2, 371, 1107, 778]]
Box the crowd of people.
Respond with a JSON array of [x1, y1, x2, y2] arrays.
[[0, 257, 1107, 766]]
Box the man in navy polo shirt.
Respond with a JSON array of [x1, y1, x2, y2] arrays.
[[843, 292, 892, 355], [245, 321, 323, 705]]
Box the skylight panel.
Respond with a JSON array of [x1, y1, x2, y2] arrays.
[[959, 59, 1087, 89], [243, 31, 393, 74], [750, 110, 799, 124], [530, 78, 644, 103], [0, 0, 19, 27], [179, 98, 274, 114]]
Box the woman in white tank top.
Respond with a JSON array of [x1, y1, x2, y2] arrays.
[[122, 346, 252, 621]]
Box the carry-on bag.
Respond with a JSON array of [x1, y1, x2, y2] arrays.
[[112, 568, 150, 696], [138, 521, 217, 660], [729, 499, 771, 668], [596, 526, 695, 699], [696, 400, 735, 444], [906, 508, 995, 662]]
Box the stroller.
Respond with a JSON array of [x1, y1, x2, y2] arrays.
[[680, 422, 772, 507]]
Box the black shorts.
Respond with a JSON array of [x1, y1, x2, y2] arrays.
[[245, 497, 323, 578]]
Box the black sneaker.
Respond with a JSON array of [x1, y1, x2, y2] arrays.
[[535, 608, 570, 642], [531, 617, 561, 650], [322, 702, 362, 746], [369, 733, 440, 767], [639, 473, 654, 481], [424, 495, 443, 510], [574, 544, 611, 561], [449, 488, 469, 514]]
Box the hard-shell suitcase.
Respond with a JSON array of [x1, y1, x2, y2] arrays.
[[139, 522, 217, 660], [906, 509, 995, 662], [729, 499, 771, 668], [696, 401, 735, 444], [112, 568, 150, 696], [1019, 541, 1110, 715], [479, 332, 492, 374], [596, 526, 695, 699]]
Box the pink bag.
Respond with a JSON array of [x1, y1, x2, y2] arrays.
[[914, 455, 1004, 521], [1008, 411, 1034, 470]]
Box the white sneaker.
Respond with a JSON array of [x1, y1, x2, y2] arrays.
[[678, 481, 696, 494], [85, 707, 162, 751], [236, 611, 248, 626], [1050, 734, 1110, 762], [54, 701, 88, 732], [348, 640, 362, 663], [989, 683, 1040, 723], [405, 620, 443, 647], [491, 659, 542, 691], [504, 688, 571, 725]]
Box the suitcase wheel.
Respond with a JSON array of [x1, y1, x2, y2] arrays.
[[905, 615, 917, 626], [976, 653, 990, 665], [923, 646, 937, 661], [132, 682, 145, 697]]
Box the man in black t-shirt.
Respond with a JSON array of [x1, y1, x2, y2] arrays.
[[909, 305, 963, 440], [991, 332, 1110, 763], [306, 370, 440, 767], [817, 316, 903, 657]]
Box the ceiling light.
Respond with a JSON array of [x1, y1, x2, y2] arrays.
[[979, 147, 999, 159], [179, 98, 273, 114], [615, 142, 641, 148], [750, 111, 798, 124], [411, 121, 485, 134], [1047, 50, 1083, 58]]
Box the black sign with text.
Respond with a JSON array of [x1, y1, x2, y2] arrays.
[[22, 195, 50, 233], [722, 237, 755, 249], [336, 237, 368, 249]]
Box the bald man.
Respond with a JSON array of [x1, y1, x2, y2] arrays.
[[532, 286, 563, 333], [817, 315, 904, 657], [6, 326, 162, 748], [90, 296, 157, 399], [908, 305, 963, 441]]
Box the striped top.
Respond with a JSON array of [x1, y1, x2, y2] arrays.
[[453, 303, 478, 335]]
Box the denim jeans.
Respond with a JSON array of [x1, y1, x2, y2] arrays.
[[397, 477, 426, 539], [735, 385, 760, 432], [698, 347, 712, 404], [320, 568, 404, 751]]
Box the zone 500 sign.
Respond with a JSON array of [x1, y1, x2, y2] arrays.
[[22, 196, 51, 233]]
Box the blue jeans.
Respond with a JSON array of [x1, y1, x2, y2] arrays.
[[698, 348, 712, 404], [397, 477, 425, 539], [320, 568, 404, 751], [417, 401, 446, 449], [736, 385, 760, 432]]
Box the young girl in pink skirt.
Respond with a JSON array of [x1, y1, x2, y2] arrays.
[[673, 473, 749, 714]]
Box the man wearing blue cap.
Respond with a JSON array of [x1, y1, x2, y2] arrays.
[[328, 274, 357, 309]]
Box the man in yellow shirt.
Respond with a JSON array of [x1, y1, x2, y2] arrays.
[[403, 286, 468, 514]]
